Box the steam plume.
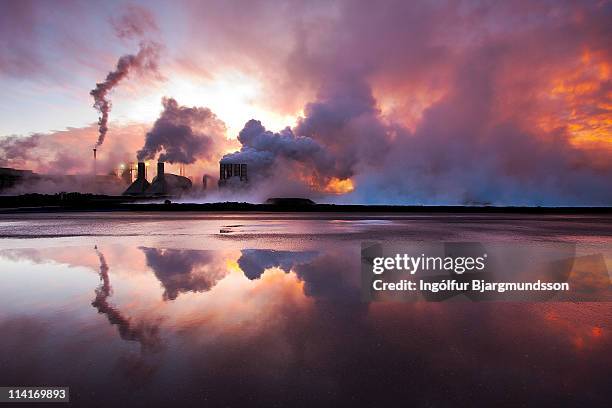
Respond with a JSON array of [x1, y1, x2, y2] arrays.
[[137, 97, 226, 164], [221, 119, 334, 179], [90, 41, 161, 146]]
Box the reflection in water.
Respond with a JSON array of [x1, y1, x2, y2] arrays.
[[0, 216, 610, 407], [141, 247, 228, 300], [92, 246, 162, 352], [238, 249, 318, 280], [569, 254, 611, 293]]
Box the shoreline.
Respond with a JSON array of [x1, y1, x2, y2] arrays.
[[0, 193, 610, 214]]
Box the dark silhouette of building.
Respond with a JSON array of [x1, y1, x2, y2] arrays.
[[123, 161, 192, 196], [0, 167, 35, 190], [146, 162, 192, 196], [123, 162, 150, 195], [218, 162, 248, 187]]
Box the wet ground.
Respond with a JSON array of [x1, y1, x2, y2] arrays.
[[0, 212, 610, 407]]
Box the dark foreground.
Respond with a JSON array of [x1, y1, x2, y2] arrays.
[[0, 212, 610, 407], [1, 193, 611, 214]]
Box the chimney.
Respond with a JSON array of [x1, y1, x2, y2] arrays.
[[157, 162, 165, 179], [93, 147, 97, 175], [137, 162, 146, 180]]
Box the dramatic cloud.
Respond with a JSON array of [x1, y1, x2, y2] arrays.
[[2, 0, 611, 204], [219, 0, 611, 205]]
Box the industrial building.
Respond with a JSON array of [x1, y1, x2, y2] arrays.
[[0, 167, 35, 190], [1, 167, 125, 194], [123, 161, 192, 197], [122, 162, 150, 195], [218, 162, 248, 187]]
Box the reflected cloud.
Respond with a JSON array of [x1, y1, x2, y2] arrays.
[[237, 248, 362, 303], [238, 249, 318, 280], [0, 239, 610, 406], [293, 253, 362, 303], [141, 247, 229, 300]]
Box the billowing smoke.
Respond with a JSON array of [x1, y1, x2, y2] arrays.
[[90, 41, 161, 147], [222, 119, 333, 176], [218, 1, 612, 205], [92, 247, 162, 351], [294, 77, 390, 179], [137, 97, 227, 164], [218, 79, 389, 198]]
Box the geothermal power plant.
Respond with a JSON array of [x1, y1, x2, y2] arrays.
[[218, 162, 248, 187], [122, 159, 249, 196], [123, 161, 192, 196], [1, 153, 251, 198]]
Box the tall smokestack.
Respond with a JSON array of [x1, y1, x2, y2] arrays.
[[157, 162, 164, 179], [123, 161, 151, 196], [137, 162, 146, 180], [93, 147, 97, 175]]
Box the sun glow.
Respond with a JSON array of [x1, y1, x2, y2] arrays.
[[116, 71, 299, 139]]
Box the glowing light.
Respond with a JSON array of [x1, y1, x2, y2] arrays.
[[543, 49, 612, 147], [323, 177, 355, 194], [117, 71, 299, 138], [225, 258, 241, 273]]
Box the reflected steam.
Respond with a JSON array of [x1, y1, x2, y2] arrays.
[[140, 247, 229, 300], [92, 246, 162, 352], [238, 249, 319, 280]]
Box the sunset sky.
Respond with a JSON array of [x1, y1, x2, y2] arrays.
[[0, 0, 610, 205]]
